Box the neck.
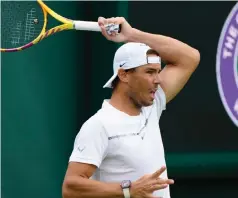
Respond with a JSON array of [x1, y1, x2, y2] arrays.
[[109, 88, 141, 116]]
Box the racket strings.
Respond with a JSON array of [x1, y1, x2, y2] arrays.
[[1, 1, 44, 49], [24, 8, 39, 42]]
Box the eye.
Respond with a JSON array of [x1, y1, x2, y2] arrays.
[[146, 70, 154, 74]]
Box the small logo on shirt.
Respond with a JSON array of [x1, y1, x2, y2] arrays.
[[77, 146, 85, 152]]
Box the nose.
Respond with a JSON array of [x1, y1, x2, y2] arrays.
[[154, 73, 161, 84]]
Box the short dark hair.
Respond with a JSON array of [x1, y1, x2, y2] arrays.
[[146, 49, 159, 56], [111, 68, 136, 92], [111, 76, 119, 90]]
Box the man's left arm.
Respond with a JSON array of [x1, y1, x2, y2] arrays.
[[129, 29, 200, 103], [98, 17, 200, 103]]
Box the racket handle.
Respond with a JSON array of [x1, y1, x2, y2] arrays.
[[73, 21, 121, 34], [74, 21, 101, 31]]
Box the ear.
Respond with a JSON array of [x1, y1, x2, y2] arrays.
[[117, 68, 129, 83]]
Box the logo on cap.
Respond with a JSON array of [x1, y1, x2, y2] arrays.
[[119, 62, 126, 67], [216, 3, 238, 127]]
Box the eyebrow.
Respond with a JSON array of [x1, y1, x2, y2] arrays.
[[145, 67, 161, 72]]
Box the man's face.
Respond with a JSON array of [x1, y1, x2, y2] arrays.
[[126, 55, 162, 107]]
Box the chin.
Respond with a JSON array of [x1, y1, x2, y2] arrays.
[[141, 100, 154, 107]]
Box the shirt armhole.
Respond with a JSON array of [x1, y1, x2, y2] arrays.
[[155, 86, 166, 119]]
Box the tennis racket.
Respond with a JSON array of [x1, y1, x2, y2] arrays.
[[1, 0, 120, 52]]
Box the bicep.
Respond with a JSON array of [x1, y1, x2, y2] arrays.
[[159, 63, 197, 103], [62, 162, 97, 196], [65, 162, 97, 179]]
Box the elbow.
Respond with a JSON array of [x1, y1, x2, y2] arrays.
[[180, 47, 200, 70], [191, 48, 200, 68], [62, 177, 81, 198], [62, 179, 73, 198]]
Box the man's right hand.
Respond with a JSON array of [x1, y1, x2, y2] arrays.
[[98, 16, 134, 43], [130, 166, 174, 198]]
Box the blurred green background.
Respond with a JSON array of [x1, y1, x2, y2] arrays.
[[2, 1, 238, 198]]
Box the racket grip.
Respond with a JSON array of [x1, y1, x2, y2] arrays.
[[74, 21, 121, 34], [74, 21, 101, 31]]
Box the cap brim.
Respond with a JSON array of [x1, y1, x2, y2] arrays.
[[103, 73, 118, 88]]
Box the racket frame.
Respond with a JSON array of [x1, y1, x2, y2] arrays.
[[1, 0, 103, 52]]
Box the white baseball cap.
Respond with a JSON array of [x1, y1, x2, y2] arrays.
[[103, 42, 161, 88]]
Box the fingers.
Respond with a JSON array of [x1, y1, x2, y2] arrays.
[[151, 166, 167, 179], [164, 179, 174, 185], [113, 17, 125, 25], [150, 179, 175, 191], [98, 16, 125, 26], [100, 25, 109, 39], [98, 16, 124, 35], [98, 16, 106, 27], [154, 178, 174, 185], [133, 171, 174, 198], [149, 168, 174, 192], [149, 178, 174, 191], [98, 16, 117, 38], [97, 16, 131, 43], [150, 183, 169, 191]]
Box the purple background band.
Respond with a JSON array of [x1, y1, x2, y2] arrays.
[[220, 9, 238, 120]]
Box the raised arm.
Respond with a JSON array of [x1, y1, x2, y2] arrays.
[[129, 29, 200, 103], [99, 17, 200, 103]]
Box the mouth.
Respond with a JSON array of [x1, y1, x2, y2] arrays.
[[149, 88, 158, 99], [150, 90, 156, 99]]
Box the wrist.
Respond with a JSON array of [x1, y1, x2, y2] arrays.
[[120, 180, 132, 198], [129, 182, 137, 198], [127, 28, 144, 43]]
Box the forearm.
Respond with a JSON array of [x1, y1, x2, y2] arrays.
[[128, 28, 199, 66], [63, 176, 124, 198]]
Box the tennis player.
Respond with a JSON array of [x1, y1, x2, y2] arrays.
[[62, 17, 200, 198]]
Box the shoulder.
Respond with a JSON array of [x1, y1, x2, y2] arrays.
[[78, 101, 121, 139], [77, 111, 108, 140], [70, 110, 109, 167], [81, 114, 103, 130]]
